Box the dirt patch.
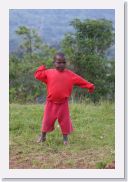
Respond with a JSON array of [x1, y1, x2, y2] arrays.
[[105, 161, 115, 169], [9, 146, 114, 169]]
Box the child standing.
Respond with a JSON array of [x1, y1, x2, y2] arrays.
[[34, 53, 95, 145]]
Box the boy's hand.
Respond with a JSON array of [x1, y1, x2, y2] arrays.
[[38, 65, 46, 70], [88, 85, 95, 94]]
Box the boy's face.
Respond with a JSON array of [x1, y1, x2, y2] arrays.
[[54, 55, 66, 72]]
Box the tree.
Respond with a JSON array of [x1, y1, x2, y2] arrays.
[[10, 26, 57, 103], [62, 19, 114, 102], [16, 26, 42, 57]]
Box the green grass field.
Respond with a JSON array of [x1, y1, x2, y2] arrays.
[[9, 101, 115, 169]]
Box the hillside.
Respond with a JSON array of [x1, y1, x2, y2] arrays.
[[9, 9, 115, 55]]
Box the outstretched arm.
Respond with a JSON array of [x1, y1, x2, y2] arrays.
[[34, 65, 47, 84], [72, 73, 95, 93]]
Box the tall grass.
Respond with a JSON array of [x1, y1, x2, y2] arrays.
[[9, 101, 115, 169]]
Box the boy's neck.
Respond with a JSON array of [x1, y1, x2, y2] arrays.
[[55, 68, 65, 72]]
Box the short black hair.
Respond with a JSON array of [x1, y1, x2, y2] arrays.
[[53, 52, 66, 61]]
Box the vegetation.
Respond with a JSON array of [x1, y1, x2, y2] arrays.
[[9, 9, 115, 53], [9, 18, 115, 169], [62, 19, 114, 102], [9, 19, 115, 103], [9, 102, 115, 169]]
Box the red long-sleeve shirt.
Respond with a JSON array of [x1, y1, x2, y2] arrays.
[[34, 65, 95, 103]]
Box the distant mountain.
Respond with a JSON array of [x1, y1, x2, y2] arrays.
[[9, 9, 115, 56]]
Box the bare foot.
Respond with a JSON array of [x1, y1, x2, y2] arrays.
[[63, 141, 68, 145], [36, 135, 46, 143]]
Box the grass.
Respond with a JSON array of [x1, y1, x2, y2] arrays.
[[9, 101, 115, 169]]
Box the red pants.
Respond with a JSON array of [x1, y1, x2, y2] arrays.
[[41, 99, 73, 135]]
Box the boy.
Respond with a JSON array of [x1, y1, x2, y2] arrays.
[[34, 52, 95, 145]]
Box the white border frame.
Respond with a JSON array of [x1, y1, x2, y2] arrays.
[[0, 0, 124, 179]]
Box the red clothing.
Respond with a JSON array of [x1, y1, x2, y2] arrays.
[[42, 99, 73, 134], [34, 65, 95, 103]]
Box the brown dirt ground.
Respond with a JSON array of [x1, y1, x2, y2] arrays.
[[9, 146, 115, 169]]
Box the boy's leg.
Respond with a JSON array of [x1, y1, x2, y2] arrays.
[[37, 132, 46, 143], [37, 100, 58, 143], [42, 100, 57, 133], [58, 100, 73, 144], [63, 134, 68, 145]]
